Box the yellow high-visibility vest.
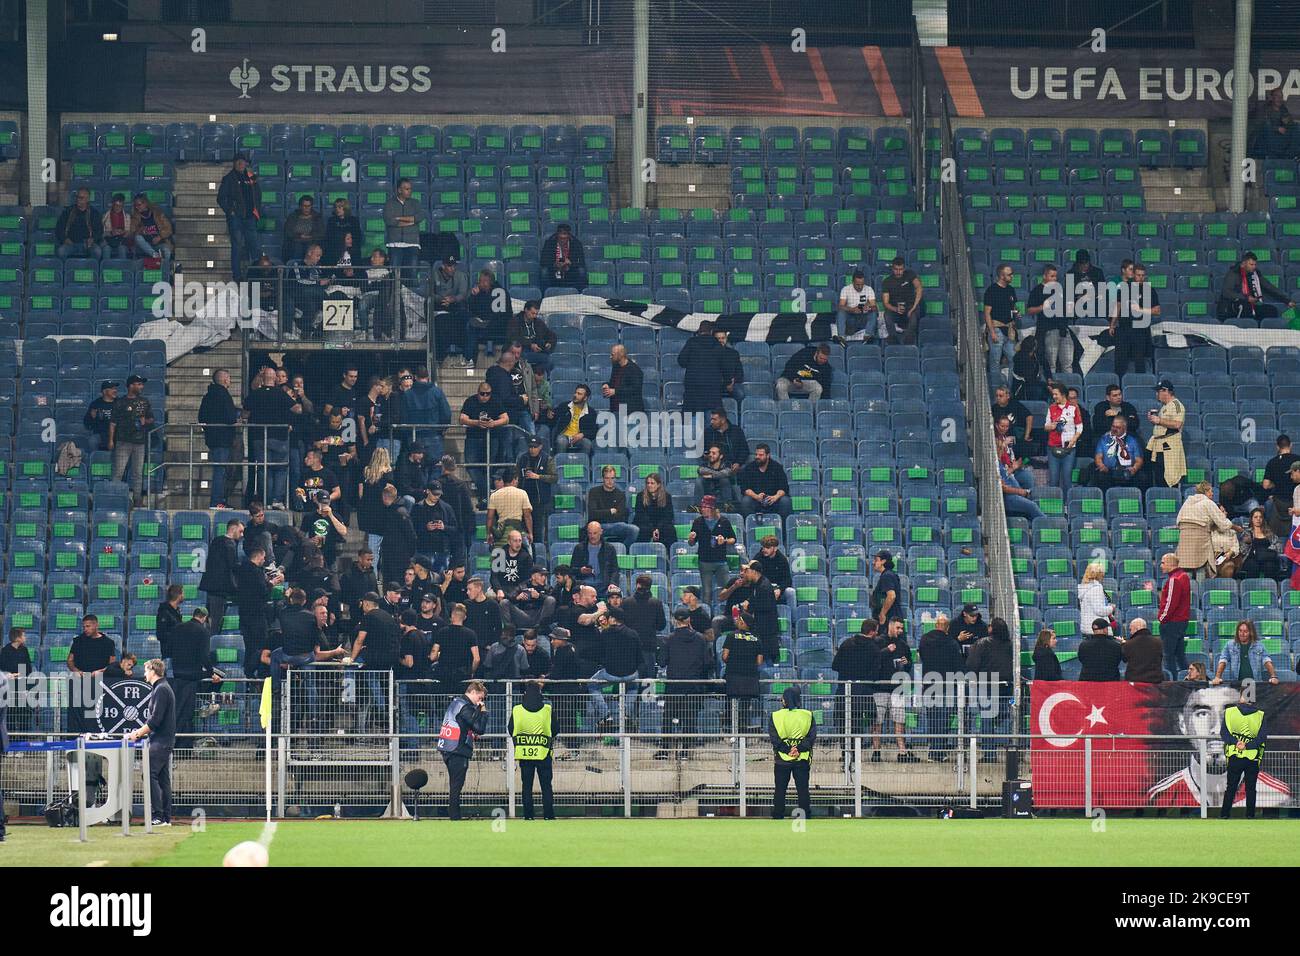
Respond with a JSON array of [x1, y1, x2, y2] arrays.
[[772, 708, 813, 762], [512, 703, 552, 761]]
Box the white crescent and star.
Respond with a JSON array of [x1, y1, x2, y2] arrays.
[[1037, 692, 1106, 747]]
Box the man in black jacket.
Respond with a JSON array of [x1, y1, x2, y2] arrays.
[[463, 577, 504, 658], [235, 546, 282, 679], [411, 482, 461, 571], [736, 444, 792, 519], [55, 187, 104, 260], [677, 323, 726, 413], [831, 619, 883, 761], [1217, 252, 1295, 321], [154, 584, 185, 659], [917, 614, 967, 761], [200, 519, 243, 637], [128, 659, 176, 826], [966, 618, 1016, 760], [703, 409, 749, 475], [602, 345, 645, 419], [169, 608, 218, 737], [437, 456, 478, 555], [586, 606, 643, 729], [619, 575, 666, 678], [569, 521, 620, 592], [776, 344, 833, 402], [715, 327, 746, 404], [657, 609, 713, 757], [738, 561, 780, 663], [501, 566, 558, 633], [1078, 618, 1124, 681], [539, 223, 587, 291], [517, 437, 556, 537], [217, 153, 263, 281], [199, 369, 240, 508]]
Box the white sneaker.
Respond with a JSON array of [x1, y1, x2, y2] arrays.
[[151, 819, 171, 827]]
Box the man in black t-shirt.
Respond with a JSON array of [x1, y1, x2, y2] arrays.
[[870, 551, 903, 625], [879, 257, 923, 345], [432, 603, 481, 692], [1089, 383, 1143, 451], [293, 448, 342, 514], [992, 384, 1035, 453], [67, 615, 118, 733], [243, 367, 301, 506], [353, 593, 400, 670], [1263, 434, 1300, 528], [398, 610, 434, 680], [459, 384, 510, 501], [322, 366, 360, 420], [983, 263, 1019, 391]]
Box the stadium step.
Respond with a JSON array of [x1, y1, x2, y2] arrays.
[[651, 163, 730, 210], [1140, 167, 1216, 214]]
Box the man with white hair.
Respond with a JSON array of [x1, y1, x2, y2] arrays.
[[1122, 617, 1165, 683], [127, 659, 177, 827]]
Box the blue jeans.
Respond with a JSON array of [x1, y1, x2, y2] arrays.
[[208, 446, 232, 507], [737, 495, 793, 519], [586, 669, 639, 723], [1003, 491, 1043, 521], [103, 237, 129, 260], [1011, 466, 1036, 493], [525, 350, 553, 372], [134, 234, 172, 259], [1047, 447, 1076, 493], [227, 215, 261, 281], [694, 475, 735, 506], [270, 648, 315, 695], [251, 437, 289, 505], [57, 241, 103, 260], [413, 428, 443, 464], [987, 330, 1016, 389], [463, 429, 505, 499], [386, 246, 420, 285], [600, 521, 640, 547]]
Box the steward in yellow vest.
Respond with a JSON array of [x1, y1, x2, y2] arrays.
[[508, 681, 555, 820], [1219, 692, 1267, 820], [768, 686, 816, 820]]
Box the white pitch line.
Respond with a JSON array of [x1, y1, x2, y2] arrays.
[[258, 821, 278, 849]]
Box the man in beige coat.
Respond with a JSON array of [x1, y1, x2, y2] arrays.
[[1175, 481, 1239, 579], [1146, 380, 1186, 488]]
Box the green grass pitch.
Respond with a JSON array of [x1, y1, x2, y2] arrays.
[[2, 818, 1296, 867]]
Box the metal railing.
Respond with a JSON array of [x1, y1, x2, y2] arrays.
[[143, 420, 536, 509], [144, 421, 293, 510], [909, 14, 928, 215], [936, 90, 1023, 732], [262, 263, 431, 345]]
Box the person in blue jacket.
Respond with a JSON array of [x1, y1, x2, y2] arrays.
[[437, 679, 488, 820]]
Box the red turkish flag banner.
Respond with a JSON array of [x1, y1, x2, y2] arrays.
[[1030, 681, 1300, 809]]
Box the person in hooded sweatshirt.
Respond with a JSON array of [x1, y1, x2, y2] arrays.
[[769, 686, 816, 820], [508, 680, 556, 820], [436, 679, 488, 820]]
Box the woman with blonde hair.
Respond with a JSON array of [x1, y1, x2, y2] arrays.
[[633, 471, 676, 545], [1077, 562, 1115, 636], [358, 445, 395, 553]]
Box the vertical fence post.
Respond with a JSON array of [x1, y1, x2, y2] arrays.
[[141, 742, 152, 832], [276, 734, 287, 818], [853, 734, 862, 818], [968, 736, 977, 810], [620, 686, 631, 818], [1197, 738, 1208, 819], [119, 735, 131, 836], [76, 736, 88, 843], [506, 681, 516, 819], [1084, 737, 1093, 819], [738, 727, 747, 819], [842, 682, 852, 780]]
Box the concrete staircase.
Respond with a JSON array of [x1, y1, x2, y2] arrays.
[[651, 163, 730, 211], [155, 162, 247, 510], [1141, 168, 1217, 214], [0, 159, 21, 206]]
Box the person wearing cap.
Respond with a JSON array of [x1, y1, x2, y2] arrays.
[[1078, 617, 1124, 681], [84, 380, 119, 451], [218, 152, 263, 281], [540, 222, 587, 292], [769, 686, 816, 819], [1145, 380, 1186, 488], [108, 373, 155, 505], [836, 268, 878, 341], [870, 550, 903, 626], [688, 496, 736, 607], [517, 434, 556, 534], [412, 481, 461, 572], [722, 609, 764, 732]]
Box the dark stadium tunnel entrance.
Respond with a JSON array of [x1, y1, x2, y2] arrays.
[[248, 347, 430, 407]]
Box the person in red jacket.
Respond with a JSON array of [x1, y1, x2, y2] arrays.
[[1156, 552, 1191, 678]]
